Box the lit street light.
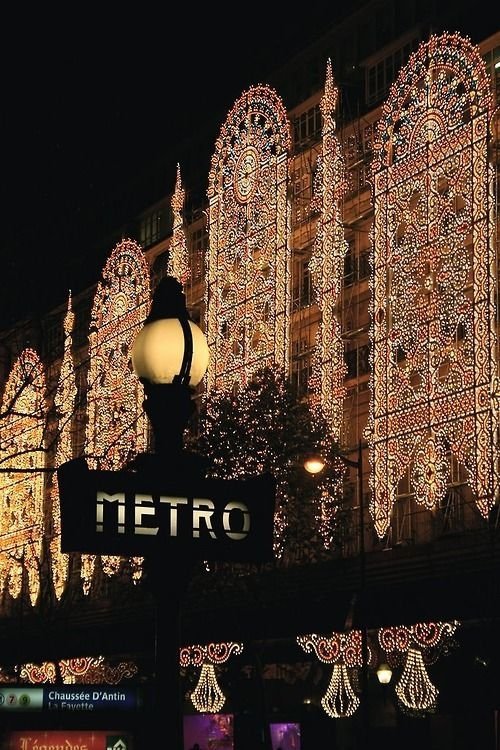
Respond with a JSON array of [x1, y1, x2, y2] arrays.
[[131, 275, 210, 748]]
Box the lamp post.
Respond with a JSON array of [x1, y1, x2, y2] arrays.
[[131, 275, 210, 748], [304, 438, 369, 742]]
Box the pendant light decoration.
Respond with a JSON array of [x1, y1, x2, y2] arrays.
[[297, 630, 369, 718], [378, 620, 459, 713], [180, 641, 243, 714]]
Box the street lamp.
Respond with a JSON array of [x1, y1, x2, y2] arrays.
[[376, 662, 393, 685], [131, 275, 210, 749]]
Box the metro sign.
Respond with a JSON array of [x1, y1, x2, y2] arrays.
[[57, 457, 276, 562]]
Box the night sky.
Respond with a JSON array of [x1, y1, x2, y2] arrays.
[[2, 5, 360, 328], [0, 1, 491, 327]]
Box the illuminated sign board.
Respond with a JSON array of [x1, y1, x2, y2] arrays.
[[0, 686, 141, 712], [4, 732, 132, 750], [57, 458, 275, 561]]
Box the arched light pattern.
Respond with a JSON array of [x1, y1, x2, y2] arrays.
[[307, 60, 349, 547], [82, 239, 151, 592], [368, 32, 498, 537], [297, 631, 367, 718], [206, 84, 291, 395], [180, 641, 243, 715], [167, 163, 190, 285], [0, 349, 46, 607], [19, 656, 138, 685], [205, 85, 291, 553], [378, 620, 459, 712], [50, 293, 76, 600]]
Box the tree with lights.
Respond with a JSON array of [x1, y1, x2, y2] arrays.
[[191, 367, 350, 566]]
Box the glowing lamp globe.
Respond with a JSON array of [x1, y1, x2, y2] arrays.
[[131, 318, 209, 386], [304, 454, 326, 475], [376, 663, 393, 685]]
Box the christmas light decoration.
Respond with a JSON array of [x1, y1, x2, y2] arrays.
[[206, 84, 291, 395], [297, 631, 367, 718], [309, 59, 348, 440], [18, 656, 138, 685], [20, 662, 57, 684], [307, 60, 349, 548], [59, 656, 138, 685], [368, 32, 498, 537], [190, 662, 226, 713], [167, 163, 190, 285], [378, 620, 459, 712], [0, 349, 46, 606], [82, 239, 151, 592], [50, 293, 76, 600], [180, 641, 243, 714]]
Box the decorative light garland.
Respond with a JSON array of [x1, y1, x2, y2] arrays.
[[167, 163, 190, 285], [206, 84, 291, 395], [368, 32, 498, 538], [378, 620, 459, 712], [308, 60, 349, 547], [82, 239, 151, 592], [50, 293, 76, 600], [180, 641, 243, 714], [18, 656, 138, 685], [0, 349, 45, 606], [308, 59, 348, 440], [297, 630, 368, 718]]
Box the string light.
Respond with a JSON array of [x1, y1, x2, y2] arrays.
[[50, 293, 75, 600], [190, 662, 226, 713], [180, 641, 243, 714], [378, 620, 459, 712], [308, 59, 348, 441], [306, 60, 349, 548], [167, 164, 190, 285], [368, 32, 498, 538], [297, 631, 367, 718], [82, 239, 151, 592], [0, 349, 45, 606], [395, 647, 438, 711], [18, 656, 137, 685], [206, 84, 291, 395]]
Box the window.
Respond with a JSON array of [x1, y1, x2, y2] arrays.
[[344, 343, 370, 380], [366, 37, 420, 106], [189, 227, 208, 282], [291, 340, 312, 400], [292, 104, 322, 151], [292, 258, 314, 310], [139, 208, 168, 249]]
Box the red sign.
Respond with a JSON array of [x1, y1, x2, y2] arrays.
[[2, 732, 132, 750]]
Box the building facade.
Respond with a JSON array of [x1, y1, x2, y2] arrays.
[[0, 2, 499, 748]]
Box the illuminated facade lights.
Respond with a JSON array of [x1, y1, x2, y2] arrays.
[[82, 239, 151, 592], [50, 293, 76, 600], [368, 32, 499, 537], [206, 85, 291, 395], [308, 58, 348, 441], [167, 163, 190, 285], [307, 60, 349, 548], [0, 349, 46, 606]]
